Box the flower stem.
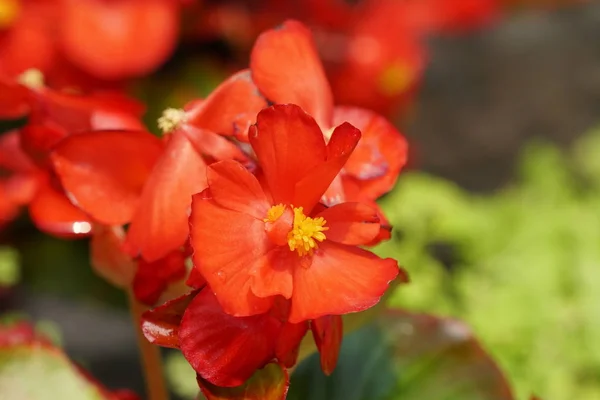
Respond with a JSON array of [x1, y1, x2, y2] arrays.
[[128, 290, 170, 400]]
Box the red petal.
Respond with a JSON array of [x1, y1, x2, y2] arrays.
[[179, 290, 281, 387], [60, 0, 179, 79], [180, 125, 249, 164], [141, 290, 198, 349], [293, 122, 361, 211], [20, 122, 69, 166], [289, 241, 399, 322], [186, 267, 207, 289], [184, 70, 267, 136], [133, 250, 188, 305], [90, 225, 136, 288], [207, 160, 270, 219], [197, 363, 289, 400], [333, 106, 408, 201], [51, 130, 163, 225], [250, 20, 334, 128], [189, 196, 273, 316], [29, 180, 93, 239], [0, 130, 36, 173], [249, 104, 327, 206], [316, 202, 380, 246], [124, 131, 207, 262], [275, 321, 309, 368], [0, 79, 29, 118], [249, 247, 294, 300], [311, 315, 342, 375]]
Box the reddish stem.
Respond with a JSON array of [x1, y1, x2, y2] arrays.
[[128, 290, 170, 400]]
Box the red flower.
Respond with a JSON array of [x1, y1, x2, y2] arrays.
[[59, 0, 180, 80], [249, 20, 408, 215], [122, 69, 266, 263], [189, 104, 401, 323]]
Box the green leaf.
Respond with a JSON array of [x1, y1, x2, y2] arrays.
[[0, 322, 135, 399], [288, 311, 514, 400], [0, 247, 19, 287], [198, 363, 289, 400]]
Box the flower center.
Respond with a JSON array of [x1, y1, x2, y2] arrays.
[[287, 207, 328, 257], [157, 107, 186, 134], [0, 0, 20, 29], [17, 69, 44, 90], [378, 62, 414, 97], [264, 204, 286, 223]]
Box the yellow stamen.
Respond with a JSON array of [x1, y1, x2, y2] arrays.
[[157, 107, 186, 134], [378, 62, 414, 97], [264, 204, 286, 223], [287, 207, 328, 257], [0, 0, 20, 29], [17, 69, 44, 90]]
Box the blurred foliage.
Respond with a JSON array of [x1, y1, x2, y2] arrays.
[[377, 126, 600, 399], [165, 128, 600, 400], [0, 247, 19, 287]]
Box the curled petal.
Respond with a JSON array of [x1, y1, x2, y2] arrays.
[[141, 290, 198, 349], [333, 106, 408, 201]]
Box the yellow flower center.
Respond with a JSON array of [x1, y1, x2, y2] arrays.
[[287, 207, 328, 257], [0, 0, 20, 29], [264, 204, 286, 223], [17, 68, 44, 90], [378, 62, 414, 97], [157, 107, 186, 134]]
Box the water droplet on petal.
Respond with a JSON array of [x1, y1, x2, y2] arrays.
[[215, 270, 227, 282]]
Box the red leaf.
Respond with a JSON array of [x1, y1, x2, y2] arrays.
[[141, 291, 198, 349], [60, 0, 179, 79], [311, 315, 343, 375], [179, 289, 281, 387], [51, 130, 163, 225], [197, 363, 289, 400]]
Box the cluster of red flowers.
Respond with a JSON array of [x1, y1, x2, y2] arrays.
[[0, 0, 189, 88], [1, 19, 408, 395]]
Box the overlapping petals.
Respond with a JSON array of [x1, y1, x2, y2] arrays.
[[190, 104, 401, 323], [250, 20, 409, 215]]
